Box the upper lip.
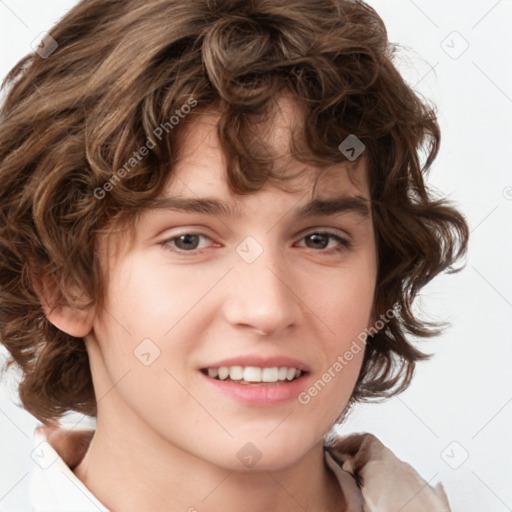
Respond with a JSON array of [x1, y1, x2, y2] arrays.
[[201, 355, 310, 372]]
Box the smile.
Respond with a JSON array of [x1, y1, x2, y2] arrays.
[[202, 366, 303, 384]]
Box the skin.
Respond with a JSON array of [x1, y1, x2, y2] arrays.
[[46, 96, 378, 512]]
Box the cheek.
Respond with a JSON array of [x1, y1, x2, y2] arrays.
[[93, 254, 221, 386], [99, 256, 208, 339], [294, 268, 374, 418], [309, 262, 376, 344], [91, 258, 203, 423]]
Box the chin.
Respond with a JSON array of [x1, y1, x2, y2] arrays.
[[209, 433, 319, 472]]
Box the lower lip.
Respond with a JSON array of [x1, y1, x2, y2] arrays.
[[200, 371, 309, 407]]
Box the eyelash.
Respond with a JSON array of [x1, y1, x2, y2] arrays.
[[159, 231, 351, 255]]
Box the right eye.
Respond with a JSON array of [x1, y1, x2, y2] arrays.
[[161, 233, 213, 253]]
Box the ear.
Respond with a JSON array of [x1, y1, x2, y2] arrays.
[[33, 274, 95, 338]]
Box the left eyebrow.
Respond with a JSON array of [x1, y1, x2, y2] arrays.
[[145, 194, 370, 219], [293, 195, 371, 220]]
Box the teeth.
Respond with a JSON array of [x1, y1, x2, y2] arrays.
[[218, 367, 229, 380], [243, 367, 261, 382], [207, 366, 303, 383], [261, 367, 278, 382], [278, 367, 288, 380], [230, 366, 244, 380]]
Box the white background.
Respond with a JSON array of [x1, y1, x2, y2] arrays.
[[0, 1, 511, 511]]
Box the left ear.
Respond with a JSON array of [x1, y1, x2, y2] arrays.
[[33, 274, 95, 338]]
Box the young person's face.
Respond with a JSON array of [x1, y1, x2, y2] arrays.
[[87, 97, 377, 470]]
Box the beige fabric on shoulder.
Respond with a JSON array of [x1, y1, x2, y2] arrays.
[[326, 433, 451, 512]]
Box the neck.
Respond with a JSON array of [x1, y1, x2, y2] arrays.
[[73, 406, 345, 512]]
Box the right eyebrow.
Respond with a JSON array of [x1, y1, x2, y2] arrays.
[[146, 196, 243, 217]]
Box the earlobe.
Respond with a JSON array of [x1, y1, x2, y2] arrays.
[[33, 274, 95, 338]]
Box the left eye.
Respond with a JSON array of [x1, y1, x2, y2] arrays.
[[161, 231, 350, 253], [297, 232, 350, 251]]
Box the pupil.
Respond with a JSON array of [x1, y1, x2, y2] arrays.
[[307, 233, 328, 249], [176, 234, 199, 250]]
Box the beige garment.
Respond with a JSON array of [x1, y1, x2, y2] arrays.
[[32, 427, 451, 511], [325, 433, 452, 511]]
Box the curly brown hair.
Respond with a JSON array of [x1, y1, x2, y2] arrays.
[[0, 0, 468, 424]]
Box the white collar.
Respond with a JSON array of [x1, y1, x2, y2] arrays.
[[30, 428, 108, 512]]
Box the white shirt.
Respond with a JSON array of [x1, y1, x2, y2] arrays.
[[31, 428, 108, 512]]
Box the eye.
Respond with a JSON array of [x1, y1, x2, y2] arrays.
[[161, 233, 212, 253], [297, 231, 351, 253]]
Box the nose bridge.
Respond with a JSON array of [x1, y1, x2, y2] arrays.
[[223, 236, 301, 334]]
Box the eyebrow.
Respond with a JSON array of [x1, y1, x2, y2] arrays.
[[146, 194, 371, 219]]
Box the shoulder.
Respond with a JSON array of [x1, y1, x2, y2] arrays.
[[30, 426, 107, 512], [325, 432, 452, 512]]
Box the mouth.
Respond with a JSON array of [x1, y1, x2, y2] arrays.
[[200, 366, 306, 385], [199, 358, 310, 405]]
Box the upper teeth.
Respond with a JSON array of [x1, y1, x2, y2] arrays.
[[207, 366, 302, 382]]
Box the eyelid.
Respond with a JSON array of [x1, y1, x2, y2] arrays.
[[296, 225, 352, 241], [155, 225, 216, 244]]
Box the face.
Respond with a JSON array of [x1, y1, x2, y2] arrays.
[[87, 97, 377, 471]]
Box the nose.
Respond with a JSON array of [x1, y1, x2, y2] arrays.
[[222, 245, 302, 336]]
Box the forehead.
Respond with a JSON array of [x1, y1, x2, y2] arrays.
[[169, 95, 370, 203], [98, 99, 371, 274]]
